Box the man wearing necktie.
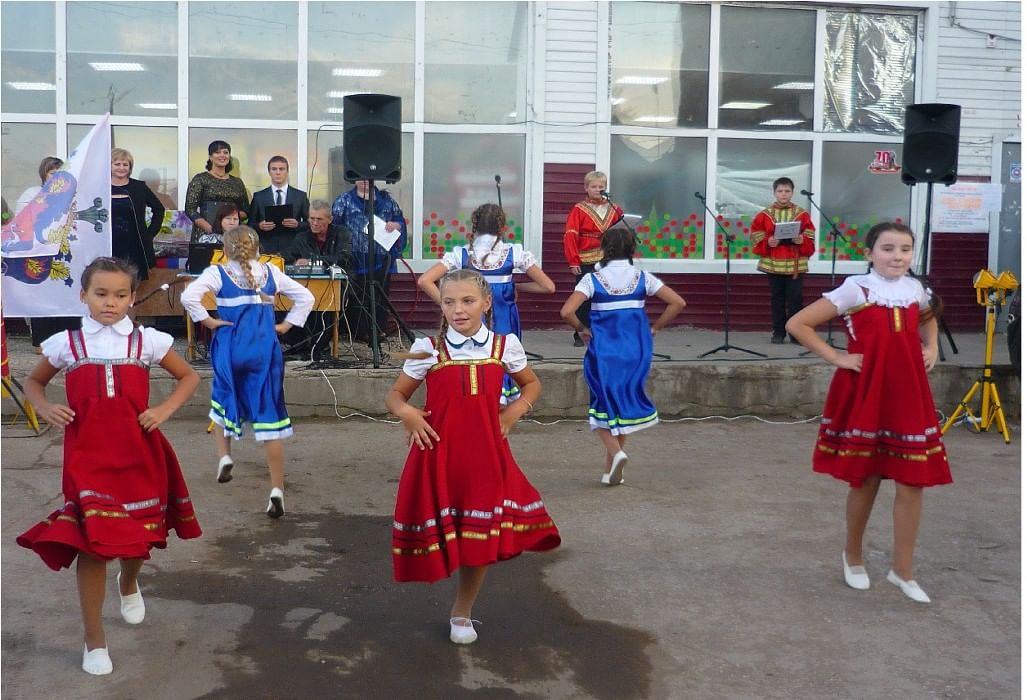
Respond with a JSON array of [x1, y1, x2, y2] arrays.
[[248, 155, 310, 256]]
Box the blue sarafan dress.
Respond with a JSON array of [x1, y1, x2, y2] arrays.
[[444, 236, 538, 405], [181, 261, 314, 441], [578, 260, 662, 435]]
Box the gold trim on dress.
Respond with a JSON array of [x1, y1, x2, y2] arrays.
[[816, 443, 946, 462]]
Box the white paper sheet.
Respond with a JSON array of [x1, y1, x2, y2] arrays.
[[369, 215, 400, 251]]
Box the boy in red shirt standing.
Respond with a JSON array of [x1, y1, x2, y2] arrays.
[[751, 177, 816, 344]]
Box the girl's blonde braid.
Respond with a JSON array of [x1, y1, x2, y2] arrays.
[[224, 225, 273, 302]]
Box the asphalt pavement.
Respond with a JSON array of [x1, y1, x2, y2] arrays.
[[0, 415, 1019, 699]]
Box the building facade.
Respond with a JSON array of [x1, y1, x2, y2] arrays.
[[1, 1, 1020, 330]]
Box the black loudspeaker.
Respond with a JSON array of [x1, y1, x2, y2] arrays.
[[901, 103, 961, 185], [342, 94, 401, 183]]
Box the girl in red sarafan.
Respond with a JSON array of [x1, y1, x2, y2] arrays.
[[386, 268, 561, 645], [17, 257, 201, 675], [787, 222, 951, 605]]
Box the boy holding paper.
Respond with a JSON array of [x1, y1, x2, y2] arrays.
[[751, 177, 816, 344]]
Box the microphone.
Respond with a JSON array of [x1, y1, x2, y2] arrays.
[[600, 190, 611, 200], [694, 191, 706, 201], [494, 174, 501, 185], [800, 189, 813, 196], [131, 283, 171, 307]]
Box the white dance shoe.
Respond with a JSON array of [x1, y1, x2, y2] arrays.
[[887, 570, 931, 603], [267, 488, 285, 518], [601, 451, 628, 486], [117, 572, 146, 624], [449, 617, 479, 644], [842, 551, 870, 590], [216, 455, 234, 483], [82, 645, 113, 675]]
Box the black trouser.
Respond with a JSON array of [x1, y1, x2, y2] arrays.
[[768, 273, 804, 338], [574, 263, 597, 331], [30, 317, 81, 347], [345, 266, 391, 342]]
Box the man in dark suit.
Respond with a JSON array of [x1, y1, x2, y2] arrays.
[[249, 155, 310, 256]]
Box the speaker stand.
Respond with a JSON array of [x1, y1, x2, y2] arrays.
[[919, 183, 958, 360]]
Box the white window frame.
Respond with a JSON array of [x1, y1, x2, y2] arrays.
[[600, 2, 930, 275], [2, 0, 538, 275]]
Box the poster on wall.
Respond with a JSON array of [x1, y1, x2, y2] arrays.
[[931, 182, 1002, 233]]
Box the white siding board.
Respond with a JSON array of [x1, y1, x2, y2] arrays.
[[547, 71, 601, 83], [547, 7, 599, 22], [545, 50, 599, 64], [543, 1, 601, 164], [933, 1, 1021, 177]]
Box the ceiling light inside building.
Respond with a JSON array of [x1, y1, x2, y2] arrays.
[[326, 90, 358, 99], [721, 101, 772, 109], [332, 68, 384, 77], [634, 116, 676, 123], [7, 82, 56, 91], [615, 76, 668, 86], [325, 107, 345, 114], [229, 94, 272, 102], [771, 81, 815, 90], [89, 62, 146, 71], [759, 118, 805, 126], [137, 103, 177, 110]]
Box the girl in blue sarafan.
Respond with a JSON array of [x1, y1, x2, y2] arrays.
[[560, 223, 686, 486], [418, 203, 555, 404], [181, 225, 314, 518]]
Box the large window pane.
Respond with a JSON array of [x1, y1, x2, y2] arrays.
[[821, 142, 910, 259], [69, 124, 178, 209], [306, 128, 414, 258], [824, 12, 916, 134], [189, 2, 298, 120], [308, 2, 414, 123], [188, 128, 298, 210], [425, 2, 527, 124], [1, 123, 57, 212], [1, 1, 56, 113], [719, 7, 816, 131], [611, 2, 709, 128], [67, 2, 177, 117], [423, 134, 525, 258], [612, 135, 707, 259], [715, 139, 812, 259]]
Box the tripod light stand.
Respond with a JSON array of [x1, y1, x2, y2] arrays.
[[940, 269, 1017, 443]]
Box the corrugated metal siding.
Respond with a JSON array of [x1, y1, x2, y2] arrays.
[[935, 1, 1021, 176], [542, 2, 600, 164]]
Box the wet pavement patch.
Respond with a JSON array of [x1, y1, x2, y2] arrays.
[[150, 512, 653, 699]]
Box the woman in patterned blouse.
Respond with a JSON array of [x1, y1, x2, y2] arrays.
[[184, 140, 249, 240]]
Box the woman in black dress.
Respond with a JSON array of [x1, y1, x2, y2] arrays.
[[110, 148, 165, 280]]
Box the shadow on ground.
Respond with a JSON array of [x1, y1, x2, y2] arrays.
[[150, 512, 653, 699]]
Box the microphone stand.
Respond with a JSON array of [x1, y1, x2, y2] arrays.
[[801, 190, 845, 352], [696, 193, 766, 358], [362, 182, 416, 369], [494, 173, 542, 361]]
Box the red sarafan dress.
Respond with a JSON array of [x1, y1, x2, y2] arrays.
[[392, 333, 561, 583], [813, 274, 952, 488], [17, 327, 201, 571]]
